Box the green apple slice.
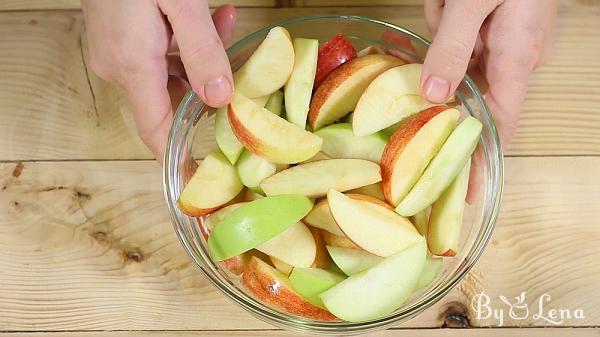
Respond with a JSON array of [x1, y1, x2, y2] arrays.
[[256, 221, 316, 267], [285, 38, 319, 128], [203, 202, 246, 232], [326, 245, 383, 276], [265, 90, 284, 116], [314, 123, 388, 163], [208, 195, 313, 261], [178, 150, 244, 217], [427, 159, 471, 256], [289, 267, 346, 308], [236, 149, 277, 191], [415, 256, 443, 290], [396, 116, 482, 216], [410, 207, 430, 236], [327, 189, 421, 257], [215, 107, 244, 164], [320, 238, 427, 322], [260, 159, 381, 198]]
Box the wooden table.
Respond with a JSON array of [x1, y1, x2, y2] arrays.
[[0, 0, 598, 336]]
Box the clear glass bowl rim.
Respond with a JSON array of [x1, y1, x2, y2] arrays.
[[163, 14, 504, 335]]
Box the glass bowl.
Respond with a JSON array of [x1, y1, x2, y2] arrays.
[[163, 15, 503, 335]]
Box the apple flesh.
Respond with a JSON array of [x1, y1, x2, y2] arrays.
[[244, 189, 264, 201], [320, 238, 427, 322], [215, 107, 244, 164], [208, 195, 313, 261], [327, 189, 420, 257], [260, 159, 381, 198], [236, 149, 277, 192], [309, 226, 331, 268], [348, 182, 385, 201], [302, 151, 331, 163], [353, 63, 454, 136], [357, 45, 383, 57], [396, 116, 482, 216], [265, 90, 284, 116], [314, 33, 357, 89], [256, 221, 316, 267], [289, 267, 346, 308], [285, 38, 319, 128], [309, 54, 403, 130], [178, 150, 244, 217], [415, 256, 443, 289], [270, 256, 293, 275], [251, 95, 270, 107], [228, 92, 322, 164], [314, 123, 388, 163], [381, 107, 459, 206], [326, 245, 383, 276], [242, 256, 337, 321], [234, 26, 294, 98], [427, 159, 471, 256], [320, 230, 360, 250], [410, 207, 430, 236]]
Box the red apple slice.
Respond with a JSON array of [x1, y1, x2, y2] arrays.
[[314, 33, 357, 88], [228, 92, 322, 164]]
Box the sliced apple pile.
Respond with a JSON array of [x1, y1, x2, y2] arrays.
[[177, 28, 485, 322]]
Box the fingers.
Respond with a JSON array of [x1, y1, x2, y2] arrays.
[[424, 0, 444, 36], [421, 0, 502, 103], [158, 0, 233, 108]]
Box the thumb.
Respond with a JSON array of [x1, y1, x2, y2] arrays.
[[159, 0, 233, 108], [421, 0, 501, 103]]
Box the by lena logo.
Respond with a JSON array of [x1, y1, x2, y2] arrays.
[[471, 291, 585, 327]]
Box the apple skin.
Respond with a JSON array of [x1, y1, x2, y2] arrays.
[[289, 267, 346, 308], [380, 106, 458, 206], [320, 238, 427, 322], [242, 256, 337, 321], [314, 123, 388, 163], [208, 195, 313, 261], [308, 54, 403, 130], [326, 245, 383, 276], [314, 33, 357, 89]]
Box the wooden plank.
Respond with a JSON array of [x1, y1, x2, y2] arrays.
[[0, 157, 598, 330], [0, 1, 277, 11], [0, 4, 599, 160], [0, 329, 598, 336]]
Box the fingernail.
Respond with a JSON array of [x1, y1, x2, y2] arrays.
[[423, 75, 450, 103], [203, 75, 232, 107]]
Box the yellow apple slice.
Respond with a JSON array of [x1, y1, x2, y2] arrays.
[[242, 256, 337, 321], [234, 26, 294, 98], [257, 221, 316, 267], [270, 256, 293, 276], [353, 63, 454, 136], [302, 151, 331, 163], [327, 189, 421, 257], [308, 54, 403, 130], [428, 159, 471, 256], [285, 38, 319, 128], [228, 92, 322, 164], [347, 182, 385, 201], [396, 116, 482, 216], [308, 226, 332, 268], [260, 159, 381, 198], [320, 230, 360, 250], [410, 207, 430, 236], [381, 106, 459, 206], [177, 150, 244, 216]]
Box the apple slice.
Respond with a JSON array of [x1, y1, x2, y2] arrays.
[[320, 230, 360, 250], [302, 151, 331, 163], [256, 221, 316, 267], [415, 256, 443, 290], [314, 123, 388, 163], [215, 107, 244, 164], [327, 189, 420, 257], [320, 238, 427, 322], [326, 245, 383, 276], [309, 226, 331, 268], [242, 256, 336, 321], [178, 150, 244, 217], [357, 45, 384, 57], [234, 26, 294, 98], [270, 256, 293, 276], [427, 159, 471, 256], [251, 95, 270, 107], [348, 182, 385, 201], [265, 90, 283, 116], [260, 159, 381, 198], [381, 107, 459, 206], [228, 92, 322, 164], [208, 195, 313, 261], [353, 64, 454, 136], [203, 202, 246, 233], [314, 33, 357, 88], [309, 54, 403, 130], [410, 207, 430, 236], [285, 38, 319, 128], [236, 150, 277, 191], [396, 116, 482, 216], [289, 267, 346, 308], [244, 189, 264, 201], [222, 249, 270, 276]]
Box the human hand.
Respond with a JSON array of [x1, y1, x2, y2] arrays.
[[421, 0, 557, 149], [82, 0, 236, 162]]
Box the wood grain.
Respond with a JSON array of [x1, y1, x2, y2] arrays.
[[0, 0, 278, 11], [1, 157, 598, 330]]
